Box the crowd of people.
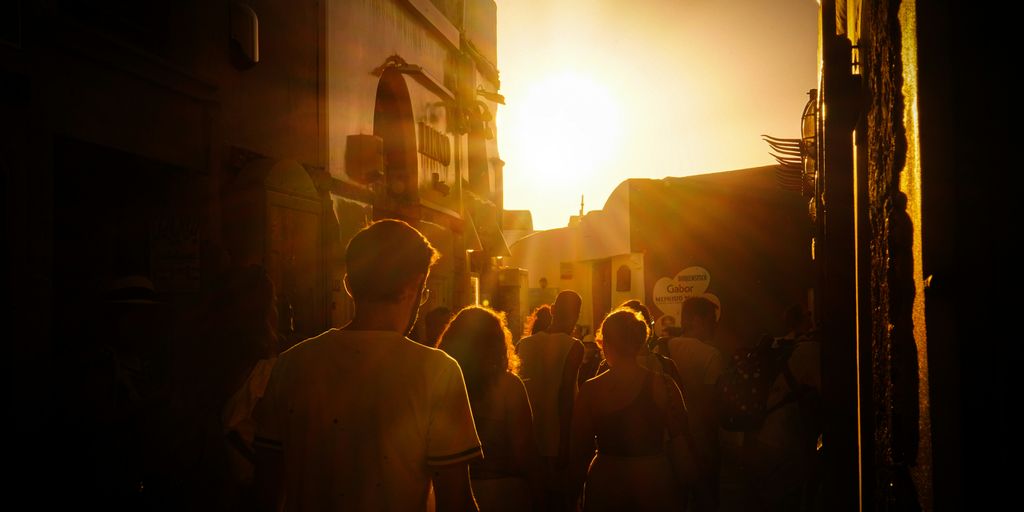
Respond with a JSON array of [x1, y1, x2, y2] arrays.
[[74, 219, 821, 511]]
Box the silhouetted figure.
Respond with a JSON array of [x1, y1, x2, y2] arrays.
[[149, 264, 282, 510], [215, 265, 281, 511], [659, 296, 725, 511], [578, 333, 604, 387], [253, 220, 481, 511], [523, 304, 553, 339], [656, 315, 677, 339], [568, 308, 696, 511], [437, 306, 544, 511], [422, 306, 453, 347], [515, 290, 584, 511], [74, 275, 172, 509], [609, 300, 684, 392], [738, 303, 821, 512]]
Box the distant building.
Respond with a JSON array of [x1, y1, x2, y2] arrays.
[[509, 166, 812, 353], [502, 209, 535, 246]]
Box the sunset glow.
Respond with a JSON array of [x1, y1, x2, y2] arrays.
[[501, 72, 623, 189], [497, 0, 819, 230]]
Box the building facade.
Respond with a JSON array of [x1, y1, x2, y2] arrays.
[[809, 1, 1011, 510], [4, 0, 506, 503]]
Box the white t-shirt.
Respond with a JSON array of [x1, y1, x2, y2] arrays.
[[516, 331, 581, 457], [662, 336, 725, 450], [253, 329, 482, 511], [663, 336, 724, 393]]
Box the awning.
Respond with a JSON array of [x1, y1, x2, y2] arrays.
[[466, 195, 511, 258], [464, 214, 484, 252]]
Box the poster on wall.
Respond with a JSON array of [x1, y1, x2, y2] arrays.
[[652, 266, 711, 324]]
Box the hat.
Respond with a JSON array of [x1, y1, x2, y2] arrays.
[[103, 275, 159, 304]]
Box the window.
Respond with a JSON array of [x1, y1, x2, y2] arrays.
[[616, 265, 631, 292]]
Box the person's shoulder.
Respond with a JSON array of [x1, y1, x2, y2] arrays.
[[394, 334, 454, 360], [277, 328, 340, 359], [517, 332, 545, 347], [498, 371, 528, 393], [666, 335, 698, 351]]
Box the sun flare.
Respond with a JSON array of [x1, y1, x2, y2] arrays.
[[500, 72, 623, 189]]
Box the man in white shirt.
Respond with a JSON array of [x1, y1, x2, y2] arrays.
[[515, 290, 583, 509], [660, 296, 725, 511], [253, 219, 482, 511]]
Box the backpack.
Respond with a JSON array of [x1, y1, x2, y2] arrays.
[[715, 334, 800, 432]]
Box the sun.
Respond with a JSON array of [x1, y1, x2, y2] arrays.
[[499, 71, 623, 189]]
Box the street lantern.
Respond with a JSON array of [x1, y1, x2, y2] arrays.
[[801, 89, 818, 198]]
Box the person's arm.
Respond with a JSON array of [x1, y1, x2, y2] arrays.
[[254, 443, 285, 512], [432, 462, 478, 512], [654, 377, 699, 486], [507, 375, 545, 506], [252, 359, 286, 512], [427, 358, 483, 511], [557, 341, 584, 468], [567, 382, 596, 506]]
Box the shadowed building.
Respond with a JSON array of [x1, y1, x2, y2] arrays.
[[509, 166, 813, 355], [3, 0, 507, 506], [808, 1, 1011, 510]]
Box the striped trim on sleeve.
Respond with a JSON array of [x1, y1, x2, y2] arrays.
[[426, 445, 483, 466]]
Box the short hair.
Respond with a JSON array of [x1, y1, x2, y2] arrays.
[[345, 219, 439, 302], [437, 306, 519, 400], [681, 296, 718, 323], [551, 290, 583, 332], [597, 308, 649, 357]]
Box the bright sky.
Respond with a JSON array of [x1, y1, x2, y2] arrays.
[[497, 0, 819, 231]]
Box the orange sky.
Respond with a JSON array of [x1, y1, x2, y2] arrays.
[[496, 0, 819, 230]]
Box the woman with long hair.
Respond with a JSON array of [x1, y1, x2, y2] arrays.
[[568, 308, 698, 511], [522, 303, 553, 340], [437, 306, 543, 511]]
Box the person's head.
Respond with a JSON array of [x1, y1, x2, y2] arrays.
[[619, 299, 653, 327], [549, 290, 583, 334], [597, 308, 649, 366], [423, 306, 452, 346], [539, 277, 548, 289], [437, 306, 519, 399], [656, 315, 676, 338], [783, 303, 813, 336], [344, 220, 439, 331], [680, 296, 718, 341], [526, 304, 553, 336]]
